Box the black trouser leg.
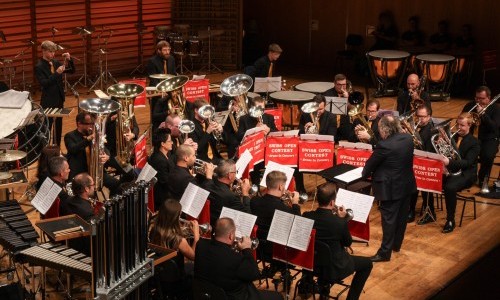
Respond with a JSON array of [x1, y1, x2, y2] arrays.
[[346, 256, 373, 300], [443, 175, 470, 221], [478, 138, 499, 184]]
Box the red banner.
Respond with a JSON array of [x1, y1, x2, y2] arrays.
[[183, 79, 210, 103], [120, 78, 146, 107], [298, 140, 335, 172], [413, 156, 444, 193], [265, 136, 299, 167], [238, 131, 266, 171], [336, 147, 373, 167], [264, 108, 283, 131], [134, 134, 148, 169]]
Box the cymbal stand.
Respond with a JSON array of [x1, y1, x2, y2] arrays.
[[88, 29, 117, 92], [72, 33, 94, 89], [130, 23, 147, 76], [14, 44, 32, 91], [2, 59, 15, 89], [199, 26, 222, 74]]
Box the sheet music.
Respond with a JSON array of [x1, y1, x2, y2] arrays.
[[260, 161, 294, 189], [414, 149, 443, 160], [287, 216, 314, 251], [254, 77, 282, 93], [339, 140, 373, 150], [192, 74, 206, 80], [94, 89, 110, 99], [0, 90, 29, 109], [336, 188, 374, 223], [136, 163, 158, 183], [325, 96, 347, 114], [219, 207, 257, 238], [235, 149, 252, 179], [268, 130, 299, 137], [267, 210, 294, 246], [300, 134, 334, 142], [31, 178, 62, 215], [334, 167, 363, 183], [242, 126, 266, 140], [180, 183, 209, 218]]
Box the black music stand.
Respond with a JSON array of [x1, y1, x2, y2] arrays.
[[319, 163, 371, 192]]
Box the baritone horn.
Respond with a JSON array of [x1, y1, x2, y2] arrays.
[[301, 101, 320, 134], [156, 75, 189, 119], [221, 74, 253, 131]]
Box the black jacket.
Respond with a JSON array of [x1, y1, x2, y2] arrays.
[[64, 129, 92, 180], [448, 133, 480, 183], [352, 115, 381, 145], [146, 54, 176, 86], [397, 89, 431, 116], [298, 110, 337, 137], [148, 151, 175, 207], [204, 179, 251, 226], [35, 58, 75, 108], [237, 113, 277, 143], [60, 195, 94, 222], [189, 119, 222, 163], [167, 165, 197, 200]]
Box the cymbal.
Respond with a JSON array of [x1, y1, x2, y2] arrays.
[[25, 39, 38, 45], [149, 74, 174, 80], [0, 172, 12, 180], [0, 150, 27, 162], [56, 43, 70, 51], [73, 26, 95, 36], [197, 29, 225, 40]]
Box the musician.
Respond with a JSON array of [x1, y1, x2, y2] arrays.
[[246, 43, 282, 80], [205, 159, 252, 226], [34, 40, 75, 146], [298, 94, 337, 136], [46, 156, 71, 205], [167, 145, 214, 200], [148, 128, 175, 209], [194, 217, 282, 300], [324, 74, 355, 142], [60, 173, 95, 222], [439, 113, 480, 233], [164, 113, 198, 154], [302, 183, 372, 300], [104, 111, 139, 159], [400, 16, 425, 47], [36, 145, 62, 191], [462, 86, 499, 186], [353, 99, 381, 145], [397, 73, 431, 116], [429, 20, 453, 53], [153, 95, 194, 131], [370, 10, 398, 51], [189, 99, 223, 163], [362, 115, 416, 262]]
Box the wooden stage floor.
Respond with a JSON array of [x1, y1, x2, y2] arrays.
[[1, 68, 499, 299]]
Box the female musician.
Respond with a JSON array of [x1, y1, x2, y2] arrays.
[[148, 128, 175, 210]]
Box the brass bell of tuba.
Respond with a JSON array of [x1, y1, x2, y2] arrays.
[[156, 75, 189, 119], [301, 101, 320, 134], [221, 74, 253, 131]]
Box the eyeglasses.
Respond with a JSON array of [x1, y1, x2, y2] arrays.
[[80, 122, 94, 125], [416, 115, 428, 118]]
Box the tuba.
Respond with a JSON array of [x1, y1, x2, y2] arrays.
[[198, 104, 223, 144], [107, 83, 144, 166], [221, 74, 253, 131], [301, 101, 320, 134], [348, 91, 375, 142], [156, 75, 189, 119], [79, 98, 120, 191], [431, 119, 462, 176]]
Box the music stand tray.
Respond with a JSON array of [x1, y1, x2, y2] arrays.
[[36, 214, 91, 241], [319, 164, 371, 192]]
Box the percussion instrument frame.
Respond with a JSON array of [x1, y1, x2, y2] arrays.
[[367, 50, 410, 97]]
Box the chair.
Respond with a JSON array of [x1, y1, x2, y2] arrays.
[[192, 277, 228, 300], [43, 197, 60, 219], [293, 240, 350, 300], [151, 253, 190, 299], [457, 193, 476, 227], [335, 34, 363, 72]]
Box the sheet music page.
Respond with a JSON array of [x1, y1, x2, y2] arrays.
[[260, 161, 294, 189], [300, 134, 334, 142], [192, 74, 206, 80], [336, 188, 374, 223], [136, 163, 158, 183], [180, 183, 209, 218], [242, 126, 266, 140], [414, 149, 443, 160], [253, 77, 269, 93], [31, 178, 59, 215], [338, 140, 373, 150], [268, 130, 299, 137], [235, 149, 252, 179], [287, 216, 314, 251], [267, 76, 282, 92], [334, 167, 363, 183], [94, 89, 110, 99], [267, 210, 294, 246], [219, 207, 257, 238]]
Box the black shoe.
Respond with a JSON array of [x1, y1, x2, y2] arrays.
[[417, 213, 436, 225], [392, 247, 400, 252], [407, 211, 415, 223], [442, 220, 455, 233], [370, 254, 390, 262]]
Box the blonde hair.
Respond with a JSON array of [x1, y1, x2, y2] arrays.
[[41, 40, 57, 52], [266, 170, 287, 189]]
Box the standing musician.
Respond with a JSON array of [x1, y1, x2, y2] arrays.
[[35, 40, 75, 146], [190, 99, 223, 163], [324, 74, 355, 142], [167, 145, 214, 200], [462, 86, 499, 186], [353, 99, 382, 145], [397, 73, 431, 116], [438, 112, 480, 233], [362, 115, 416, 262], [204, 159, 252, 226], [148, 128, 175, 210]]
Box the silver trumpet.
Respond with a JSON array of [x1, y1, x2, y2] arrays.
[[198, 104, 223, 143], [281, 190, 309, 206], [178, 119, 195, 144], [333, 205, 354, 222], [180, 218, 212, 237], [193, 158, 210, 175], [233, 237, 260, 251], [231, 179, 259, 197]]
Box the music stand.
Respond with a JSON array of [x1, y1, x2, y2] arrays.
[[325, 96, 348, 115], [418, 192, 438, 225], [72, 26, 95, 89], [198, 26, 222, 74]]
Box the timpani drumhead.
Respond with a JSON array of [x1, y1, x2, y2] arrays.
[[368, 50, 410, 60], [368, 50, 410, 79], [416, 54, 456, 83], [416, 54, 455, 63], [270, 91, 316, 102], [270, 91, 315, 127], [294, 82, 334, 94]]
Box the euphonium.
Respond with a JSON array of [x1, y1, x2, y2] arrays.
[[198, 104, 223, 143], [221, 74, 253, 131], [107, 83, 144, 166], [431, 120, 462, 176], [281, 190, 308, 206], [79, 98, 120, 191], [179, 218, 212, 238], [156, 75, 189, 119], [233, 237, 260, 251], [231, 179, 259, 197], [301, 101, 320, 134]]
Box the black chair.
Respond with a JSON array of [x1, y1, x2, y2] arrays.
[[151, 254, 191, 299], [192, 277, 228, 300], [293, 241, 349, 300], [335, 34, 363, 72], [457, 192, 476, 227]]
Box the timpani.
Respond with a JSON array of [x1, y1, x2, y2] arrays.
[[269, 91, 315, 128], [416, 54, 456, 101], [367, 50, 410, 97], [294, 82, 334, 94]]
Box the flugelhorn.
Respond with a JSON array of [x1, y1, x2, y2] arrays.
[[281, 190, 308, 206], [231, 179, 259, 197], [178, 119, 195, 144], [198, 104, 223, 143], [301, 101, 320, 134], [233, 237, 260, 251], [179, 218, 212, 237]]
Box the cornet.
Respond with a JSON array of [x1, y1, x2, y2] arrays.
[[333, 205, 354, 222], [198, 104, 223, 143], [281, 190, 308, 206], [233, 237, 260, 251], [231, 179, 259, 197], [193, 158, 210, 176], [179, 218, 212, 238]]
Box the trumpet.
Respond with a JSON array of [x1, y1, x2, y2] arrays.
[[193, 158, 210, 176], [179, 218, 212, 238], [333, 205, 354, 222], [231, 179, 259, 197], [233, 237, 260, 251], [281, 190, 309, 206]]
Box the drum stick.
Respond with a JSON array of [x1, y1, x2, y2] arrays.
[[54, 226, 83, 236]]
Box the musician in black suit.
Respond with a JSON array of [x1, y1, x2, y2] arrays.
[[245, 43, 282, 82], [362, 115, 416, 262], [189, 99, 223, 163], [46, 156, 71, 206], [164, 113, 198, 156], [439, 112, 480, 233], [194, 218, 282, 300], [298, 94, 337, 136], [324, 74, 356, 142], [167, 145, 214, 200], [105, 111, 139, 159], [204, 159, 252, 226], [353, 99, 381, 145], [396, 73, 431, 116], [34, 40, 75, 146], [302, 183, 372, 300], [148, 128, 175, 210], [462, 86, 499, 186]]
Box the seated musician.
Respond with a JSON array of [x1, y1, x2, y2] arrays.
[[194, 217, 283, 300], [302, 183, 372, 300], [148, 128, 175, 210], [205, 159, 252, 226], [217, 95, 241, 159], [324, 74, 355, 142], [354, 99, 382, 145], [250, 171, 300, 277], [397, 73, 431, 116], [438, 112, 480, 233], [64, 111, 120, 195], [43, 156, 71, 217], [104, 111, 139, 160], [189, 99, 223, 164], [167, 145, 214, 200], [238, 96, 278, 185], [164, 113, 198, 156], [35, 145, 62, 191]]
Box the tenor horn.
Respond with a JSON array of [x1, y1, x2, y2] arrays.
[[178, 119, 195, 144], [198, 104, 223, 143], [156, 75, 189, 119], [301, 101, 320, 134]]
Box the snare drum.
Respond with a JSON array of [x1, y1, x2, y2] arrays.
[[172, 36, 186, 54], [416, 54, 456, 100], [367, 50, 410, 97], [270, 91, 315, 128], [186, 36, 202, 56]]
